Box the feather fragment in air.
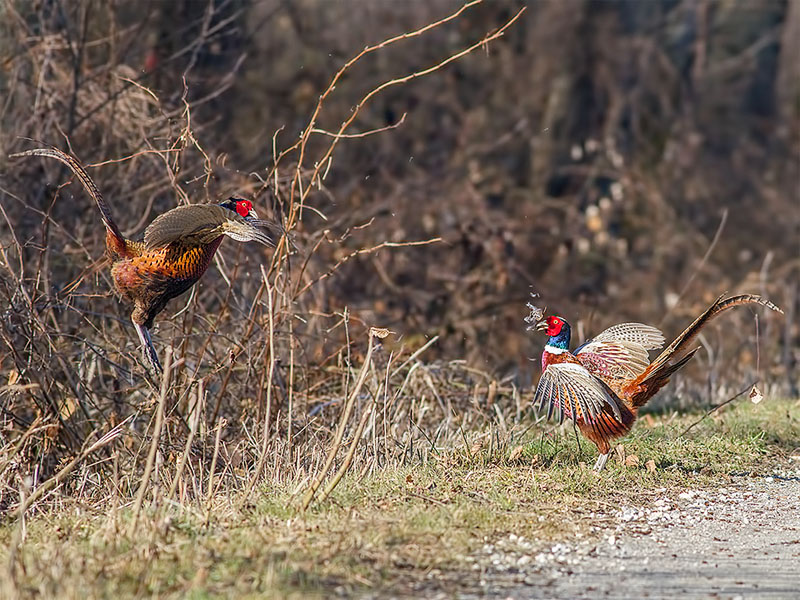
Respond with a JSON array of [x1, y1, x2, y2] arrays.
[[524, 294, 545, 331]]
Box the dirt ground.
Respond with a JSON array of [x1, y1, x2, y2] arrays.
[[464, 463, 800, 599], [364, 458, 800, 600]]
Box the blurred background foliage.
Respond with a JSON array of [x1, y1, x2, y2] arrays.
[[0, 0, 797, 395]]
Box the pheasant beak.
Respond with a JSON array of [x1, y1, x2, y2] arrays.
[[246, 208, 259, 220], [535, 320, 549, 332]]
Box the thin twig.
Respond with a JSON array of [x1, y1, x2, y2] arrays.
[[661, 208, 728, 324], [310, 112, 407, 139], [10, 417, 131, 519], [679, 380, 757, 437], [295, 238, 442, 298]]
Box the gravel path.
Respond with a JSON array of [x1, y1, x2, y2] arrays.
[[464, 462, 800, 600]]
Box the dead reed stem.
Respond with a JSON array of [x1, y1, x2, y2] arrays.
[[300, 329, 380, 511], [167, 379, 203, 503], [10, 417, 130, 519], [130, 347, 173, 532], [316, 400, 374, 505], [205, 418, 225, 521], [240, 267, 276, 503]]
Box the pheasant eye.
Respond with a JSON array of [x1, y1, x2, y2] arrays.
[[236, 200, 252, 217]]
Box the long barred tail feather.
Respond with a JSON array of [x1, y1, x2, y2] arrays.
[[10, 146, 127, 249], [630, 348, 699, 408], [650, 294, 781, 373], [629, 294, 781, 407]]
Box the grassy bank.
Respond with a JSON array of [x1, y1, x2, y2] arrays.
[[1, 397, 797, 599]]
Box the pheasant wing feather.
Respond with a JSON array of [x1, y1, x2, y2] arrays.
[[574, 323, 664, 379], [144, 205, 273, 249], [534, 362, 621, 424], [145, 205, 227, 248], [591, 323, 665, 350], [219, 218, 274, 246], [577, 340, 652, 379]]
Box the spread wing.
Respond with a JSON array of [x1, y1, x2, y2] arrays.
[[575, 323, 664, 380], [576, 340, 651, 379], [144, 205, 274, 249], [590, 323, 664, 350], [534, 362, 621, 424]]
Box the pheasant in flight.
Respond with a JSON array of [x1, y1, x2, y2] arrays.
[[532, 294, 782, 470], [12, 146, 280, 374]]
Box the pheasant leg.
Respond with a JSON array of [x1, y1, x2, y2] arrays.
[[593, 453, 609, 472], [134, 322, 163, 374]]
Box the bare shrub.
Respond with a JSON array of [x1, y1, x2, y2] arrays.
[[0, 0, 794, 525]]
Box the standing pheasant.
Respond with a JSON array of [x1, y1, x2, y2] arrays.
[[532, 295, 782, 470], [12, 146, 280, 374]]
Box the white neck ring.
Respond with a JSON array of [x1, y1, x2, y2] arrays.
[[544, 345, 567, 354]]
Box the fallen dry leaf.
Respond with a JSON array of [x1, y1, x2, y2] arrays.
[[470, 438, 485, 455], [369, 327, 394, 339], [625, 454, 640, 467], [749, 385, 764, 404], [645, 459, 656, 473], [508, 445, 524, 462]]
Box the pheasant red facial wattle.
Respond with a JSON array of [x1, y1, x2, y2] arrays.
[[532, 296, 782, 471], [543, 316, 564, 336], [235, 199, 252, 217]]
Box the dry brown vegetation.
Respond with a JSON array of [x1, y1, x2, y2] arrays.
[[0, 1, 797, 596]]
